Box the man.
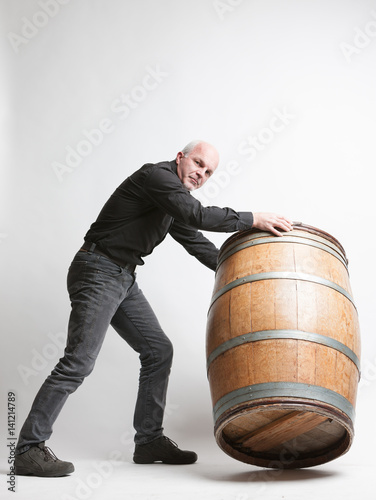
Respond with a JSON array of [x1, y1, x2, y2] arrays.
[[15, 140, 292, 476]]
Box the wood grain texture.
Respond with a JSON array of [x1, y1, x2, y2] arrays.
[[206, 225, 361, 468], [238, 411, 328, 451]]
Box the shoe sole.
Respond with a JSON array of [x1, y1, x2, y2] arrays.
[[15, 465, 75, 477], [133, 457, 197, 465]]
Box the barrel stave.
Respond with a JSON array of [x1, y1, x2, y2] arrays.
[[206, 225, 361, 468]]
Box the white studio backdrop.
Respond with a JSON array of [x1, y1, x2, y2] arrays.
[[1, 0, 376, 480]]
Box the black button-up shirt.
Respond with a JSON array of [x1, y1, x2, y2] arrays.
[[84, 160, 254, 271]]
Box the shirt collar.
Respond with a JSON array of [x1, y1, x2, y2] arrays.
[[169, 159, 178, 176], [169, 159, 190, 192]]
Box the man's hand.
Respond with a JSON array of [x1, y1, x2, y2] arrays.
[[252, 212, 293, 236]]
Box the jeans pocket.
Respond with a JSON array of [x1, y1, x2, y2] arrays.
[[67, 259, 88, 295], [96, 256, 124, 277]]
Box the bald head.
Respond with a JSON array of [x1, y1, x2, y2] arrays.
[[176, 141, 219, 191]]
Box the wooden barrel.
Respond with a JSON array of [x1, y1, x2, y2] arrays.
[[206, 223, 360, 469]]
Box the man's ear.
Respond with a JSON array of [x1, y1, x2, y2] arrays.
[[176, 152, 184, 164]]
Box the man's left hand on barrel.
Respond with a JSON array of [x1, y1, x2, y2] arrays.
[[252, 212, 293, 236]]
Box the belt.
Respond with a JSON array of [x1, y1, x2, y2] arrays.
[[80, 241, 136, 274]]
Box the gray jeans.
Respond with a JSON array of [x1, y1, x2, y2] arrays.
[[16, 249, 173, 453]]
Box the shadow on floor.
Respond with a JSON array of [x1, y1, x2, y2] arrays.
[[196, 466, 338, 483]]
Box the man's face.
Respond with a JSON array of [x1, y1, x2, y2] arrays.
[[176, 143, 219, 191]]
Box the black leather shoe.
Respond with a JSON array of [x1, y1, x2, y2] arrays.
[[15, 442, 74, 477], [133, 436, 198, 465]]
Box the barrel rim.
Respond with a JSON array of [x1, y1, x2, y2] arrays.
[[212, 382, 356, 424], [214, 399, 353, 469], [220, 222, 348, 263]]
